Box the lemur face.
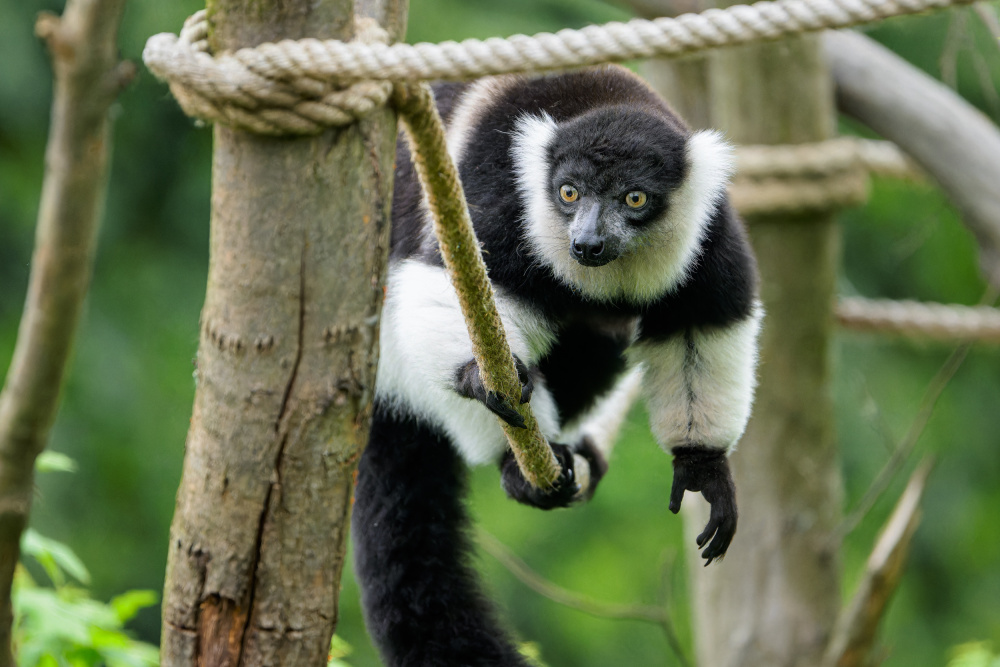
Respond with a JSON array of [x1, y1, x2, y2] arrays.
[[546, 107, 688, 268], [512, 105, 732, 303]]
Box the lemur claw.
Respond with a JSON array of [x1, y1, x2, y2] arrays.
[[670, 444, 738, 565], [454, 356, 534, 428]]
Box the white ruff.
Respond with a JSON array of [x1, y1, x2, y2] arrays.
[[630, 302, 763, 453], [512, 114, 735, 304], [375, 260, 559, 465]]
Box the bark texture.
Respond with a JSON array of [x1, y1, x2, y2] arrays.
[[0, 2, 130, 665], [159, 1, 404, 665], [645, 32, 844, 667]]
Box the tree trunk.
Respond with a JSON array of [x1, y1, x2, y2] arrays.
[[159, 1, 405, 665], [645, 33, 844, 667]]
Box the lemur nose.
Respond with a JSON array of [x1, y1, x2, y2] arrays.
[[572, 240, 604, 261]]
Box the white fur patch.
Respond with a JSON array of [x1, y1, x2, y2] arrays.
[[445, 77, 516, 169], [512, 116, 735, 304], [375, 259, 560, 465], [629, 302, 763, 453], [561, 365, 645, 459]]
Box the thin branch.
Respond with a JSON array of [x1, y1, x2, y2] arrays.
[[823, 459, 934, 667], [477, 530, 692, 667], [0, 1, 130, 664], [833, 287, 999, 543], [973, 2, 1000, 43], [939, 10, 967, 90]]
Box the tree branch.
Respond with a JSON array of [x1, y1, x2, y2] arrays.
[[833, 287, 998, 543], [823, 459, 934, 667], [477, 530, 692, 667], [825, 29, 1000, 289], [0, 0, 130, 664]]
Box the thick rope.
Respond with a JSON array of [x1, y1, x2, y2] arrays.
[[837, 297, 1000, 343], [150, 11, 394, 135], [392, 83, 563, 490], [144, 0, 974, 135], [730, 138, 920, 214]]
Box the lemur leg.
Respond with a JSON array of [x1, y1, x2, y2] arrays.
[[353, 406, 532, 667], [631, 305, 762, 564]]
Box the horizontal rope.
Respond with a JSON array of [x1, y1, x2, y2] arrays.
[[730, 138, 919, 214], [736, 137, 915, 179], [837, 297, 1000, 343], [144, 0, 973, 135]]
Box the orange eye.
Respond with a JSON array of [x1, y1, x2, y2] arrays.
[[559, 185, 579, 203], [625, 191, 648, 208]]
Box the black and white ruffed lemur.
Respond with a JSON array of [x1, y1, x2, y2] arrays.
[[352, 64, 762, 667]]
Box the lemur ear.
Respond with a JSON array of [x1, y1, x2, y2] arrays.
[[684, 129, 735, 216], [511, 112, 559, 207]]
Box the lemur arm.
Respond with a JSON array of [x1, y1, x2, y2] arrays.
[[630, 304, 762, 563], [374, 259, 560, 466]]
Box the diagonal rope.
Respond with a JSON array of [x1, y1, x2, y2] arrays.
[[392, 83, 563, 490]]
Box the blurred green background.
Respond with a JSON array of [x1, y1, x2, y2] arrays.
[[2, 0, 999, 665]]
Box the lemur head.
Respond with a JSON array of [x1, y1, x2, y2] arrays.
[[512, 102, 733, 304]]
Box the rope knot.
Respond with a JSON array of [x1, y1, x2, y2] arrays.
[[143, 10, 394, 136]]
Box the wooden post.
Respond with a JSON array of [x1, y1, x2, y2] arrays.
[[646, 34, 844, 667], [159, 1, 405, 665]]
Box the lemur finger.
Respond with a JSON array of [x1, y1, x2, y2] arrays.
[[668, 473, 686, 514], [700, 513, 737, 565], [484, 391, 527, 429], [514, 356, 534, 404]]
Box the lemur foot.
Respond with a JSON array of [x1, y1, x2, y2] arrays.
[[500, 438, 608, 509], [669, 444, 738, 566], [454, 356, 533, 428]]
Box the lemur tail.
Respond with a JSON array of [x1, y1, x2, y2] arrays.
[[353, 407, 531, 667]]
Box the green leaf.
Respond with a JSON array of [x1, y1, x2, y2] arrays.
[[34, 451, 78, 474], [20, 529, 91, 586], [948, 642, 1000, 667], [109, 590, 158, 624], [327, 634, 354, 666]]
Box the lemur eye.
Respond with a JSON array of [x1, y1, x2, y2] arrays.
[[559, 184, 579, 203], [625, 191, 648, 209]]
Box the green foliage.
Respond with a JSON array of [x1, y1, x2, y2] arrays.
[[13, 537, 159, 667], [948, 643, 1000, 667], [327, 635, 354, 667]]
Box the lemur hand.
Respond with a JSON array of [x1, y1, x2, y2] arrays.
[[500, 439, 608, 509], [669, 444, 738, 565], [454, 356, 533, 428]]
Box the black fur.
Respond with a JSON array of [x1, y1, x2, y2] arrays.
[[669, 445, 738, 565], [354, 408, 532, 667], [501, 437, 609, 509], [355, 67, 758, 665]]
